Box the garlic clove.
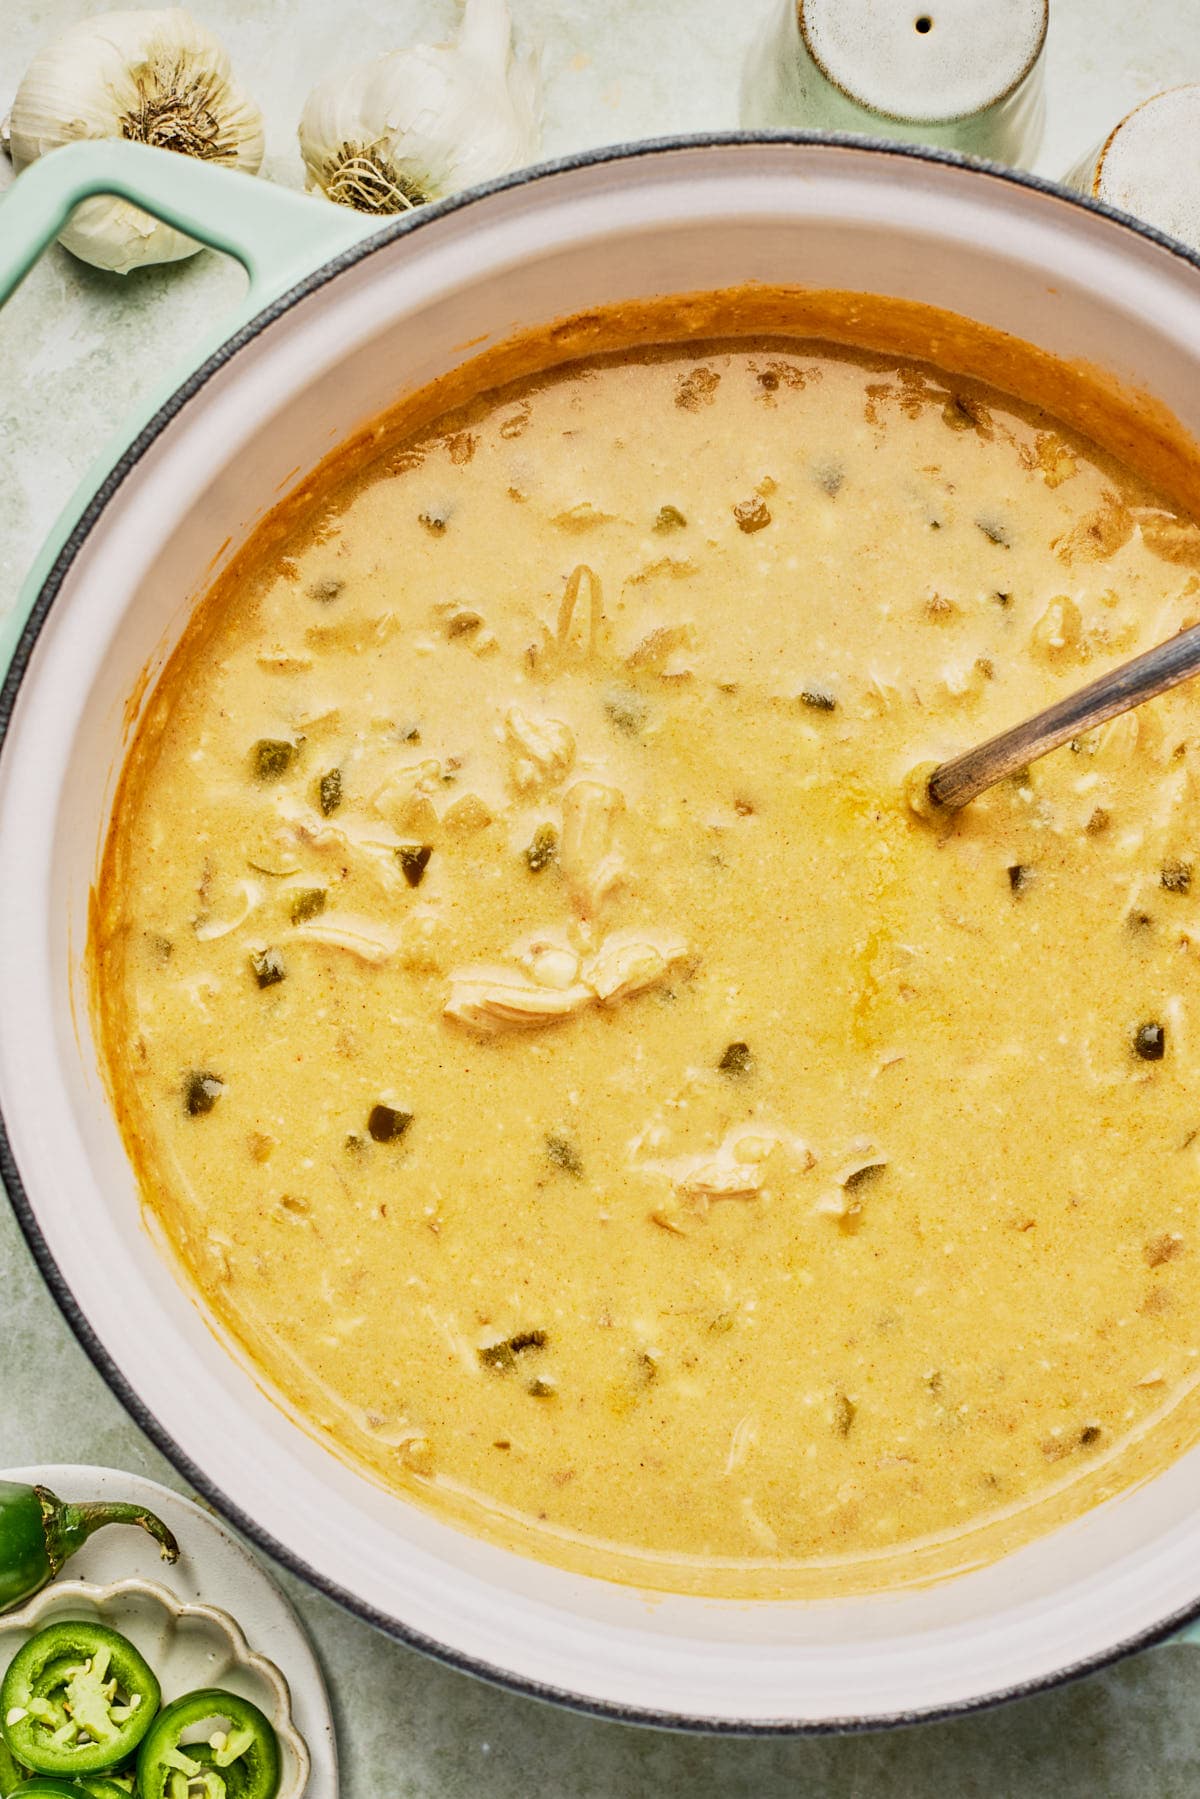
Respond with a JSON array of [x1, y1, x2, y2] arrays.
[[299, 0, 541, 216], [8, 9, 264, 274]]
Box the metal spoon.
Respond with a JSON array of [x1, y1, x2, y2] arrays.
[[927, 622, 1200, 809]]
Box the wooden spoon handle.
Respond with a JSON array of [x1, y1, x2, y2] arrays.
[[928, 620, 1200, 809]]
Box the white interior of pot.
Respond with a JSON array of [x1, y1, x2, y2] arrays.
[[5, 141, 1200, 1726]]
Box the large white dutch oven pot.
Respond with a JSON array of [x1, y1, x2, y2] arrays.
[[4, 133, 1200, 1732]]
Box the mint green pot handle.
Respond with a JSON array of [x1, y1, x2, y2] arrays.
[[0, 140, 378, 670]]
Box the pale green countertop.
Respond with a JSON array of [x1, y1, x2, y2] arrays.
[[5, 1, 1200, 1792]]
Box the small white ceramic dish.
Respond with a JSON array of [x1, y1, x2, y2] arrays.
[[1, 1466, 333, 1794], [0, 1577, 310, 1797]]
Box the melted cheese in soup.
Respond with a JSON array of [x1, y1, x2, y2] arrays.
[[93, 329, 1200, 1595]]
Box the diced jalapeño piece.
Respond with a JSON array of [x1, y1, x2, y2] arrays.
[[184, 1071, 223, 1116], [397, 844, 433, 888], [250, 948, 285, 989], [318, 768, 343, 816], [289, 888, 326, 924], [251, 739, 296, 782], [524, 824, 558, 872], [368, 1103, 413, 1143]]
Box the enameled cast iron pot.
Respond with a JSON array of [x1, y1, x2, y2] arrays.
[[4, 133, 1200, 1733]]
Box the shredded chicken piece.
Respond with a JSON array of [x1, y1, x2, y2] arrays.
[[643, 1125, 809, 1225], [556, 563, 603, 657], [291, 914, 402, 963], [1053, 492, 1133, 564], [582, 933, 686, 1002], [505, 707, 576, 793], [724, 1413, 758, 1476], [519, 938, 582, 990], [1134, 509, 1200, 569], [1023, 430, 1078, 488], [443, 967, 594, 1033], [194, 879, 263, 941], [446, 931, 686, 1034], [552, 503, 618, 532], [1030, 595, 1083, 661], [256, 647, 315, 673], [679, 1159, 766, 1200], [560, 780, 627, 917]]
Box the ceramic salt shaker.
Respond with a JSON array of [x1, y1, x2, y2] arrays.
[[1064, 86, 1200, 254], [741, 0, 1047, 169]]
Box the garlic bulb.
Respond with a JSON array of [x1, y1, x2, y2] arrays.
[[7, 9, 264, 274], [299, 0, 541, 216]]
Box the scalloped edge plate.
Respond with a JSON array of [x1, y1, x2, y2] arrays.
[[2, 1465, 335, 1795], [0, 1577, 310, 1795]]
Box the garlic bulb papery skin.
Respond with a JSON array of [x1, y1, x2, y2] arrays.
[[298, 0, 541, 216], [8, 9, 265, 274]]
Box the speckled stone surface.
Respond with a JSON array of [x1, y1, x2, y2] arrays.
[[4, 2, 1200, 1793]]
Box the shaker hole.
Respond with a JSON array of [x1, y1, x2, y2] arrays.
[[915, 14, 933, 30]]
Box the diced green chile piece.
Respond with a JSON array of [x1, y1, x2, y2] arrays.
[[545, 1134, 583, 1176], [508, 1330, 547, 1353], [250, 740, 295, 782], [0, 1481, 177, 1614], [288, 888, 326, 925], [799, 688, 836, 712], [396, 845, 433, 888], [367, 1104, 412, 1143], [318, 768, 343, 816], [653, 505, 687, 531], [718, 1041, 753, 1076], [183, 1072, 224, 1117], [1008, 864, 1034, 895], [250, 949, 285, 989], [1134, 1022, 1166, 1060], [0, 1621, 160, 1775], [524, 825, 558, 872], [136, 1690, 280, 1799], [604, 690, 648, 735], [479, 1330, 547, 1373], [1161, 859, 1192, 894]]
